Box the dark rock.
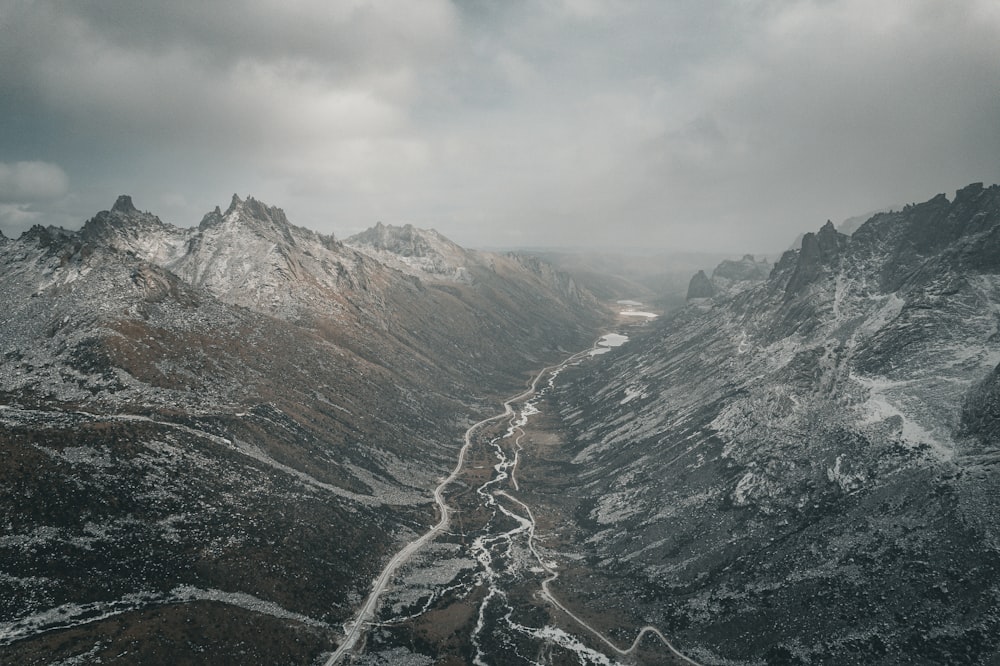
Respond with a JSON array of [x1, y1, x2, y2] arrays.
[[784, 221, 848, 298], [686, 269, 716, 299], [960, 363, 1000, 445], [225, 193, 243, 215], [712, 254, 770, 283], [111, 195, 138, 214]]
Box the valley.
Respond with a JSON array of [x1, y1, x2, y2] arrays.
[[4, 3, 998, 664], [2, 183, 1000, 665], [332, 184, 1000, 665], [340, 322, 701, 666], [0, 196, 608, 664]]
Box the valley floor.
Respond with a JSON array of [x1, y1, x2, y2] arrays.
[[331, 319, 694, 665]]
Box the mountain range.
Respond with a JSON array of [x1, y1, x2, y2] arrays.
[[2, 182, 999, 665], [520, 182, 1000, 664], [0, 195, 605, 664]]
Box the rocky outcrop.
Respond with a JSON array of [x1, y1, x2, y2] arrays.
[[961, 362, 1000, 446], [686, 254, 772, 303], [347, 221, 594, 309], [348, 221, 445, 258], [711, 254, 769, 282], [685, 269, 715, 299], [346, 221, 471, 280], [110, 194, 139, 214], [784, 220, 848, 298]]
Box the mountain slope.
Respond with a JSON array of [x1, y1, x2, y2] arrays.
[[346, 221, 474, 282], [0, 196, 606, 663], [529, 183, 1000, 665]]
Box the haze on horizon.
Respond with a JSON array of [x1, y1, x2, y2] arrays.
[[1, 0, 998, 254]]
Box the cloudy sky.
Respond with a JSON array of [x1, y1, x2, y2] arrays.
[[2, 0, 998, 252]]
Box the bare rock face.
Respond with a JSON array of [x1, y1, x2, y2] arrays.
[[686, 255, 773, 304], [346, 221, 475, 282], [711, 253, 772, 297], [110, 194, 138, 213], [712, 254, 770, 283], [348, 221, 445, 258], [961, 362, 1000, 445], [686, 269, 716, 299], [544, 183, 1000, 665], [784, 220, 848, 298]]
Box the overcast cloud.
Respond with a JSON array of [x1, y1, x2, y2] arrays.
[[1, 0, 998, 251]]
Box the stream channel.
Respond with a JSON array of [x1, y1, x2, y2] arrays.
[[328, 333, 699, 666]]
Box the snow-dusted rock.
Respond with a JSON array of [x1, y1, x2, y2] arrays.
[[547, 182, 1000, 665]]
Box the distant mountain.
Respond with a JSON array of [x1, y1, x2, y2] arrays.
[[80, 194, 379, 319], [788, 206, 901, 251], [837, 206, 899, 236], [521, 249, 737, 313], [346, 221, 473, 282], [0, 195, 605, 663], [347, 221, 593, 308], [528, 183, 1000, 665], [686, 253, 772, 300]]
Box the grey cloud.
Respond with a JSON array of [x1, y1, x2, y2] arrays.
[[0, 161, 69, 203], [56, 1, 458, 77], [0, 0, 997, 252]]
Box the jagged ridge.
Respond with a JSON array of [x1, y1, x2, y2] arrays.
[[538, 183, 1000, 665], [0, 195, 606, 663]]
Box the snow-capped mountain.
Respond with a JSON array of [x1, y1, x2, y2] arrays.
[[530, 183, 1000, 664], [346, 221, 475, 282], [346, 221, 592, 309], [81, 194, 385, 319], [8, 182, 997, 664], [0, 196, 605, 663]]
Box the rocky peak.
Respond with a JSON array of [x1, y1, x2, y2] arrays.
[[198, 194, 303, 249], [80, 196, 172, 249], [712, 254, 771, 283], [214, 194, 291, 228], [111, 194, 139, 214], [683, 255, 771, 303], [784, 220, 848, 298], [954, 181, 985, 204], [240, 197, 291, 228], [686, 269, 716, 299], [197, 206, 224, 229], [344, 222, 475, 283], [842, 184, 1000, 291], [22, 224, 72, 249], [225, 193, 243, 215], [348, 221, 452, 259]]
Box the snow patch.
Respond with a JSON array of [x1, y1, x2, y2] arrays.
[[852, 373, 955, 462]]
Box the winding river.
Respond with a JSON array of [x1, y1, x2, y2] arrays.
[[326, 334, 700, 665]]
